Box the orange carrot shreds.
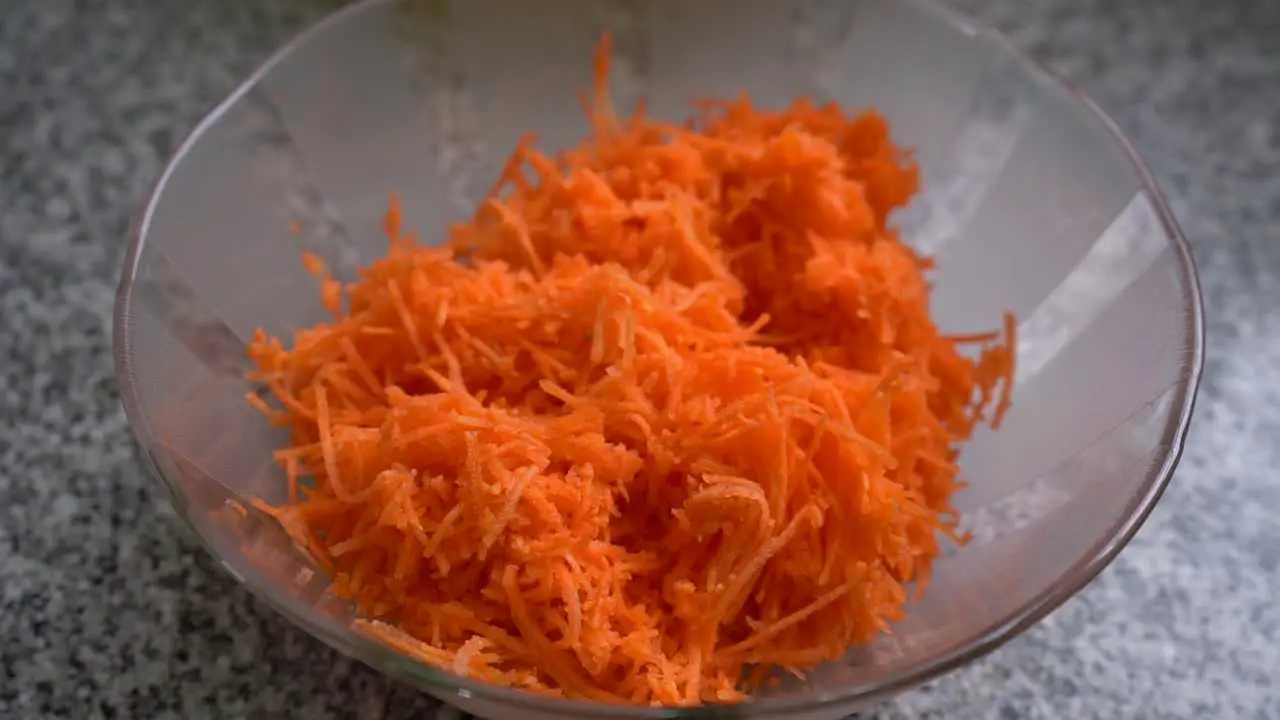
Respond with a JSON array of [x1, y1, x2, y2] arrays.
[[246, 34, 1015, 708]]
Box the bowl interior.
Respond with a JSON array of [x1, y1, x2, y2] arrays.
[[114, 0, 1201, 717]]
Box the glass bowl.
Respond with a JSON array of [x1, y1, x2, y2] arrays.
[[112, 0, 1204, 717]]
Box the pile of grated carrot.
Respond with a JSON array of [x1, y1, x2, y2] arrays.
[[245, 36, 1014, 707]]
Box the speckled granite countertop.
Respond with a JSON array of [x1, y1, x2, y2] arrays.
[[1, 0, 1276, 717]]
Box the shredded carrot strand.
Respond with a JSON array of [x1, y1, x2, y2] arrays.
[[246, 34, 1015, 707]]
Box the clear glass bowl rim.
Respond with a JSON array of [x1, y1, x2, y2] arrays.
[[112, 0, 1206, 715]]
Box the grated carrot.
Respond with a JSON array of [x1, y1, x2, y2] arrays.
[[245, 34, 1014, 707]]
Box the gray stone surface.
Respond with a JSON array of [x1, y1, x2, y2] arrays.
[[0, 0, 1275, 718]]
